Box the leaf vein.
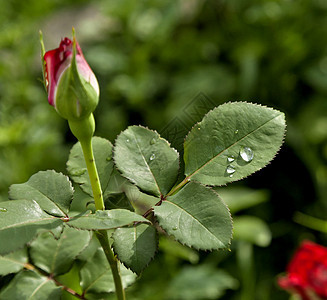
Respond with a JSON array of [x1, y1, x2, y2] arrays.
[[188, 113, 282, 178]]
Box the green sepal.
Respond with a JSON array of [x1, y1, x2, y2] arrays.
[[55, 39, 99, 121]]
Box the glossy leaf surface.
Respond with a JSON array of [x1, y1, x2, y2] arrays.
[[114, 126, 179, 197], [9, 170, 73, 217], [0, 248, 28, 276], [154, 182, 232, 250], [184, 102, 286, 185], [0, 200, 62, 255], [113, 224, 157, 274]]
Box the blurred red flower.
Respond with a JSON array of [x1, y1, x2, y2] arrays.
[[278, 240, 327, 300]]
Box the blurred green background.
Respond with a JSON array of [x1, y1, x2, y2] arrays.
[[1, 0, 327, 299]]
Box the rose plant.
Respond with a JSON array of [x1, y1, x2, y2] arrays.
[[0, 30, 286, 299], [278, 241, 327, 300]]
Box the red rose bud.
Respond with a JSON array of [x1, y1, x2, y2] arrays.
[[278, 241, 327, 300], [41, 32, 99, 121]]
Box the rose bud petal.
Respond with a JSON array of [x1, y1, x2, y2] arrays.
[[41, 32, 99, 121]]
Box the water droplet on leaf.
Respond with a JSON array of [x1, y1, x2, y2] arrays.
[[150, 153, 156, 161], [172, 226, 178, 230], [234, 129, 239, 134], [126, 139, 130, 143], [239, 146, 254, 162], [0, 208, 7, 212], [150, 138, 157, 145], [227, 156, 235, 163], [106, 156, 112, 161], [226, 165, 236, 175]]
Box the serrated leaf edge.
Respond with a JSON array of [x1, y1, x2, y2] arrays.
[[112, 225, 159, 274], [154, 182, 233, 251], [113, 125, 180, 197], [183, 101, 286, 186], [9, 170, 74, 218]]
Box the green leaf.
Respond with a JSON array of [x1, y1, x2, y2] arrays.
[[80, 292, 111, 300], [104, 167, 131, 195], [80, 248, 137, 295], [166, 265, 238, 300], [113, 224, 157, 274], [215, 187, 269, 213], [76, 233, 99, 262], [154, 182, 232, 250], [103, 167, 136, 211], [0, 200, 62, 255], [159, 236, 199, 264], [114, 126, 179, 197], [233, 216, 272, 247], [104, 192, 134, 211], [0, 248, 28, 276], [0, 270, 61, 300], [67, 136, 114, 197], [184, 102, 286, 185], [66, 209, 150, 230], [69, 183, 95, 213], [9, 170, 74, 217], [30, 226, 92, 276]]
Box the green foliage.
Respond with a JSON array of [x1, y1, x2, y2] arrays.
[[113, 224, 158, 274], [165, 265, 238, 300], [114, 126, 179, 197], [29, 227, 92, 276], [0, 270, 62, 300], [233, 216, 271, 247], [184, 102, 285, 185], [154, 182, 232, 250], [4, 0, 323, 297], [9, 170, 74, 217], [0, 248, 28, 276], [0, 100, 285, 298], [216, 187, 269, 214], [80, 248, 137, 296], [0, 200, 62, 255], [66, 209, 150, 231], [67, 137, 114, 197]]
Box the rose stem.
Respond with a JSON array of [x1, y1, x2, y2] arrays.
[[79, 137, 126, 300]]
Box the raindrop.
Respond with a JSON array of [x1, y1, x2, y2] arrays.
[[150, 138, 157, 145], [106, 156, 112, 161], [226, 165, 236, 175], [126, 139, 130, 143], [239, 146, 254, 162], [71, 169, 87, 176], [227, 156, 235, 163], [0, 208, 7, 212], [149, 153, 156, 161], [172, 226, 178, 231], [229, 174, 234, 178], [234, 129, 239, 134]]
